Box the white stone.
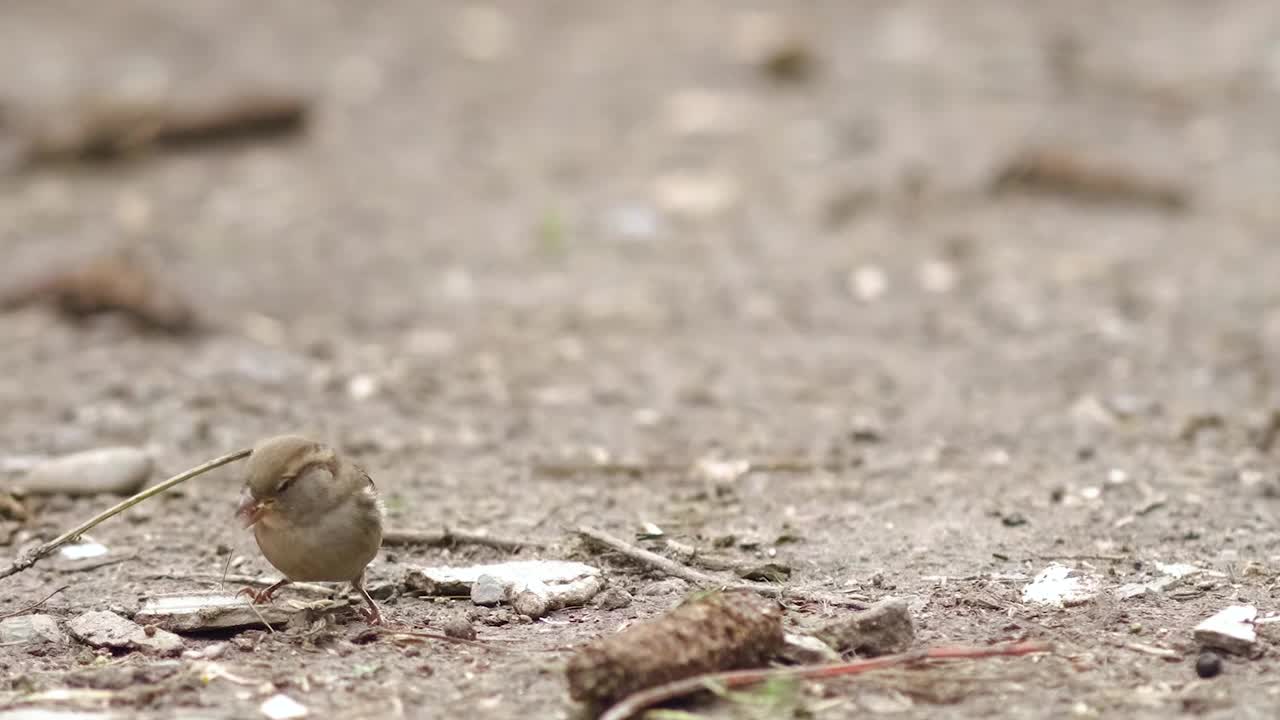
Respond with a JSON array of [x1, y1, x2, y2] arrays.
[[1022, 564, 1100, 607], [260, 693, 308, 720], [1194, 605, 1257, 655]]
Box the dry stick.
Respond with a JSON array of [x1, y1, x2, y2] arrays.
[[576, 526, 866, 608], [599, 641, 1052, 720], [142, 573, 334, 596], [0, 448, 251, 581], [379, 627, 523, 653], [382, 527, 542, 552], [0, 584, 69, 620]]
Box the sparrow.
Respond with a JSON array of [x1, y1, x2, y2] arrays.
[[235, 434, 385, 624]]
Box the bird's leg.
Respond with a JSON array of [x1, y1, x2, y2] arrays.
[[352, 574, 382, 625], [237, 578, 291, 604]]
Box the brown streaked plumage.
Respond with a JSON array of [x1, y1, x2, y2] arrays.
[[235, 434, 385, 624]]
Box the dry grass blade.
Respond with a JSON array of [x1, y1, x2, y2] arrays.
[[0, 584, 69, 620], [0, 448, 251, 581]]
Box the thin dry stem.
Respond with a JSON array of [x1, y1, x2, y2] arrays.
[[382, 527, 541, 551], [0, 448, 251, 581]]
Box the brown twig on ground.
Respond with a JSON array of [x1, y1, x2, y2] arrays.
[[598, 641, 1052, 720], [575, 527, 866, 608], [382, 527, 541, 552], [17, 93, 308, 168], [0, 448, 251, 582], [0, 584, 69, 620], [990, 146, 1189, 210]]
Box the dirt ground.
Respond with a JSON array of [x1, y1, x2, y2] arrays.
[[4, 1, 1280, 718]]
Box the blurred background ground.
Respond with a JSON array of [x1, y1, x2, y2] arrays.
[[3, 1, 1280, 718]]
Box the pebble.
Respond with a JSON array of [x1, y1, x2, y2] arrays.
[[815, 597, 915, 657], [18, 447, 152, 496], [441, 616, 476, 641], [779, 632, 841, 664], [67, 610, 183, 656], [1196, 651, 1223, 678], [470, 575, 506, 607], [593, 588, 634, 611], [260, 693, 308, 720], [1022, 564, 1100, 607]]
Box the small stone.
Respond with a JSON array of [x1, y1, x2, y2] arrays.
[[652, 170, 739, 219], [0, 614, 67, 645], [440, 616, 476, 641], [18, 447, 152, 496], [1022, 564, 1100, 607], [815, 597, 915, 657], [67, 610, 182, 656], [638, 578, 690, 596], [1196, 651, 1223, 678], [1194, 605, 1257, 656], [1001, 513, 1029, 527], [470, 575, 506, 606], [848, 265, 888, 302], [593, 588, 633, 611]]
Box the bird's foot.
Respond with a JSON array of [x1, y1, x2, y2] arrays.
[[359, 603, 383, 625], [236, 586, 277, 605]]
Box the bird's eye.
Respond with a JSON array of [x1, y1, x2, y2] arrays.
[[276, 476, 296, 494]]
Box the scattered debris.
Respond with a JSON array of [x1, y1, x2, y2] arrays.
[[1021, 564, 1100, 607], [1123, 642, 1180, 660], [0, 614, 67, 645], [0, 249, 199, 335], [260, 693, 309, 720], [67, 610, 183, 655], [814, 597, 915, 657], [381, 527, 540, 552], [577, 526, 865, 608], [778, 633, 840, 664], [594, 641, 1052, 720], [760, 37, 818, 84], [1252, 410, 1280, 452], [848, 265, 888, 302], [1116, 562, 1222, 600], [1178, 413, 1226, 443], [16, 447, 152, 496], [405, 560, 603, 618], [1194, 605, 1257, 656], [637, 578, 690, 597], [736, 562, 792, 583], [990, 146, 1190, 211], [15, 93, 308, 169], [565, 591, 784, 708], [134, 594, 309, 633], [0, 493, 28, 521], [1196, 651, 1224, 678]]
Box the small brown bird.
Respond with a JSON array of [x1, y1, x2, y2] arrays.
[[235, 435, 385, 624]]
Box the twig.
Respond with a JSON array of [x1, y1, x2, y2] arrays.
[[0, 584, 69, 620], [380, 627, 523, 653], [0, 448, 251, 581], [382, 527, 542, 552], [576, 526, 866, 608], [1034, 553, 1128, 562], [599, 641, 1052, 720]]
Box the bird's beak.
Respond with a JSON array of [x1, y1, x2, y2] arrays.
[[236, 490, 264, 529]]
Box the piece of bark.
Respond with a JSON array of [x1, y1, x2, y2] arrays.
[[565, 590, 784, 708], [814, 597, 915, 657], [134, 594, 306, 633], [67, 610, 183, 655]]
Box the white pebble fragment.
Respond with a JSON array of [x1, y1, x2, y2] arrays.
[[261, 693, 309, 720], [1021, 564, 1100, 607], [19, 447, 153, 496], [1194, 605, 1257, 656], [848, 265, 888, 302], [59, 541, 110, 561]]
